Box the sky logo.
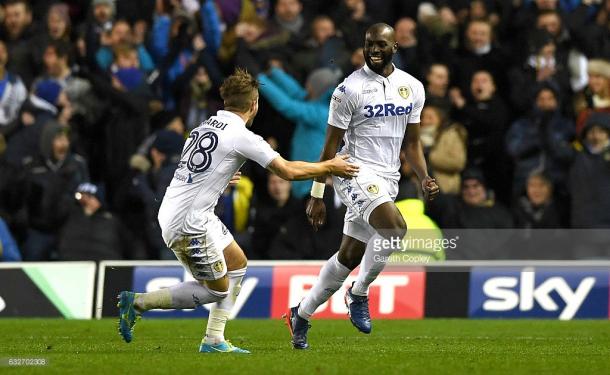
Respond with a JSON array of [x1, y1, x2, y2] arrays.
[[468, 267, 608, 320]]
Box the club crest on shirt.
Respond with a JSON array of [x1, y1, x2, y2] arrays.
[[213, 260, 224, 273], [367, 184, 379, 195], [398, 86, 410, 99]]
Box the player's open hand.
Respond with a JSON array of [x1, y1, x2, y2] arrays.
[[229, 171, 241, 187], [329, 154, 359, 178], [306, 197, 327, 231], [422, 176, 440, 201]]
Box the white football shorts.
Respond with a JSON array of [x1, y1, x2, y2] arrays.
[[162, 213, 233, 281], [333, 167, 398, 243]]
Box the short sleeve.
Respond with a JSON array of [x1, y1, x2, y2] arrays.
[[328, 81, 357, 130], [234, 130, 280, 168], [408, 81, 426, 124]]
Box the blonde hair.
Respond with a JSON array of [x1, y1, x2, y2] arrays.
[[219, 68, 259, 112]]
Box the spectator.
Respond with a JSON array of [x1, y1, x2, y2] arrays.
[[391, 17, 432, 81], [31, 3, 73, 73], [290, 15, 350, 81], [574, 58, 610, 135], [569, 112, 610, 228], [249, 173, 300, 259], [0, 216, 21, 261], [1, 0, 37, 87], [58, 182, 129, 260], [272, 0, 307, 43], [424, 62, 452, 114], [513, 171, 566, 228], [568, 0, 610, 59], [420, 105, 468, 195], [450, 70, 511, 203], [78, 0, 115, 70], [257, 66, 341, 198], [127, 129, 184, 259], [4, 79, 71, 167], [95, 19, 155, 73], [451, 19, 507, 96], [0, 40, 27, 139], [19, 121, 89, 260], [506, 83, 575, 197], [508, 29, 572, 116], [332, 0, 373, 51]]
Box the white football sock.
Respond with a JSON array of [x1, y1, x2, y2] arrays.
[[204, 267, 246, 345], [351, 233, 398, 296], [135, 281, 228, 311], [298, 253, 351, 320]]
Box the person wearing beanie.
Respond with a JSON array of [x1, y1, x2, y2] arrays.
[[58, 180, 130, 261], [257, 66, 342, 197], [506, 82, 575, 198], [569, 111, 610, 230], [575, 58, 610, 135]]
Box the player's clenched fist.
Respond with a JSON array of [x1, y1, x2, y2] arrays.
[[306, 197, 326, 231], [328, 154, 359, 178], [422, 176, 440, 201]]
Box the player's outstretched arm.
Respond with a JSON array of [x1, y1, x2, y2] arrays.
[[267, 154, 358, 181]]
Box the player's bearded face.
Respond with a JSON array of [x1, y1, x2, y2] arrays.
[[364, 37, 395, 73]]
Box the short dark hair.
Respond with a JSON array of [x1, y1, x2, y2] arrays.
[[46, 39, 71, 60], [4, 0, 31, 12], [219, 68, 259, 113]]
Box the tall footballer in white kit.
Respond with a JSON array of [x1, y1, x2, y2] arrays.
[[286, 23, 439, 349], [116, 69, 359, 353]]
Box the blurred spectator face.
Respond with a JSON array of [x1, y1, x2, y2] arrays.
[[470, 0, 488, 20], [470, 71, 495, 101], [111, 21, 132, 45], [94, 3, 113, 24], [167, 117, 185, 135], [47, 8, 68, 39], [462, 178, 487, 206], [537, 13, 561, 38], [526, 175, 552, 206], [4, 1, 32, 39], [585, 125, 610, 153], [539, 41, 556, 60], [535, 0, 557, 10], [312, 17, 335, 45], [76, 192, 101, 214], [465, 21, 491, 53], [52, 131, 70, 161], [235, 20, 264, 44], [115, 49, 139, 68], [426, 64, 449, 92], [275, 0, 302, 22], [421, 107, 441, 129], [395, 18, 417, 48], [0, 41, 7, 67], [535, 88, 558, 111], [268, 174, 291, 205], [588, 73, 609, 95], [43, 45, 66, 77]]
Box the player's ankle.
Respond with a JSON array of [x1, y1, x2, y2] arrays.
[[203, 334, 224, 345]]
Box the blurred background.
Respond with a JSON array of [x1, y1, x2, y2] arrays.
[[0, 0, 610, 264]]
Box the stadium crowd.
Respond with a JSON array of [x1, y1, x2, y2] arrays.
[[0, 0, 609, 261]]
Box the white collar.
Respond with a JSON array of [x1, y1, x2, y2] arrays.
[[217, 110, 246, 127], [363, 63, 397, 82]]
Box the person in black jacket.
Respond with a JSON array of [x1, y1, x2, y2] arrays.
[[58, 182, 129, 260], [513, 171, 566, 229], [19, 121, 89, 260]]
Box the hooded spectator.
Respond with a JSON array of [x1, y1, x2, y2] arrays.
[[569, 112, 610, 228]]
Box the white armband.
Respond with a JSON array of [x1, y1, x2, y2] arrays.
[[310, 181, 325, 199]]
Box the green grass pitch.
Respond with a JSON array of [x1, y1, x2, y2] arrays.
[[1, 319, 609, 374]]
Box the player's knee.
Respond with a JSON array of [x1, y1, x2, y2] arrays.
[[338, 248, 363, 270]]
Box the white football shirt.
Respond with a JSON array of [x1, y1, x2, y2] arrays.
[[328, 64, 425, 181], [158, 110, 279, 240]]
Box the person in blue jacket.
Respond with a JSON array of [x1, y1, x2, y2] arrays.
[[257, 66, 342, 198], [0, 217, 21, 261]]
